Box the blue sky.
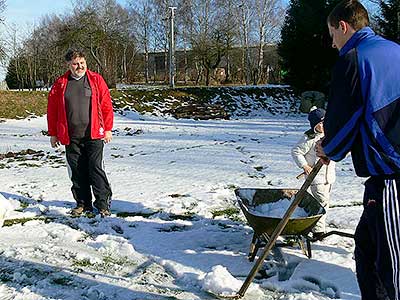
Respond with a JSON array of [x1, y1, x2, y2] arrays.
[[6, 0, 73, 28], [4, 0, 128, 29]]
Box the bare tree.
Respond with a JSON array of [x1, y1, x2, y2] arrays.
[[174, 0, 193, 83], [34, 15, 65, 86], [60, 0, 136, 86], [0, 0, 7, 61], [237, 0, 253, 84], [128, 0, 154, 83], [183, 0, 227, 85], [253, 0, 285, 84], [213, 0, 240, 83], [152, 0, 177, 82]]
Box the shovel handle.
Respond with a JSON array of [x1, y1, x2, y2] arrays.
[[236, 160, 324, 298]]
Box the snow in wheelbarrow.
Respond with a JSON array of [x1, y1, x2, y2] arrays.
[[235, 188, 325, 237]]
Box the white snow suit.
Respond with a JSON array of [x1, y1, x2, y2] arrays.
[[291, 130, 336, 233]]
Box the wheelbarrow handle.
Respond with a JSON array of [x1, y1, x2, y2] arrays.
[[308, 230, 355, 242], [236, 160, 324, 298]]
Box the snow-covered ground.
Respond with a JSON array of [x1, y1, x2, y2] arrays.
[[0, 110, 364, 300]]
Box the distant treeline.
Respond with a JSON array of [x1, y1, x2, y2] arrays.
[[4, 0, 285, 89], [3, 0, 398, 92]]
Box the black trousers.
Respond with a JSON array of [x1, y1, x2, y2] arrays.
[[65, 138, 112, 211], [355, 176, 400, 300]]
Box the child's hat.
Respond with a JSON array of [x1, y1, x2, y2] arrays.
[[308, 106, 325, 129]]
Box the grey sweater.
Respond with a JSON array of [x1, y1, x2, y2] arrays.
[[64, 74, 92, 138]]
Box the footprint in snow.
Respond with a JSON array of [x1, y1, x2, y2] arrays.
[[293, 276, 340, 299], [111, 224, 124, 234]]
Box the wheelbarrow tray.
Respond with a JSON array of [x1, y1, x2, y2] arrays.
[[235, 188, 325, 236]]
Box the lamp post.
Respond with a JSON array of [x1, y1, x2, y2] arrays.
[[169, 7, 177, 88]]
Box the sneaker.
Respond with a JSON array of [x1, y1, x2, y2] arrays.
[[70, 206, 93, 217], [99, 209, 111, 218]]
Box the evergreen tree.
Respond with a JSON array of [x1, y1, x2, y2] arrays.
[[278, 0, 340, 92], [377, 0, 400, 44], [5, 58, 21, 90]]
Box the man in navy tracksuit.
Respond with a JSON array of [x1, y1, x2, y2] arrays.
[[316, 1, 400, 299]]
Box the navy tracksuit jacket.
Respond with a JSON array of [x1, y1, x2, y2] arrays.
[[322, 27, 400, 300]]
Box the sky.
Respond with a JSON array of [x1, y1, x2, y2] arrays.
[[4, 0, 128, 31], [5, 0, 72, 29]]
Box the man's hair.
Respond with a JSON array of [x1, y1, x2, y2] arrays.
[[65, 48, 86, 62], [327, 0, 369, 30]]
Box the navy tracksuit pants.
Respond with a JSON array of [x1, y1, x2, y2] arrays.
[[65, 138, 112, 211], [355, 176, 400, 300]]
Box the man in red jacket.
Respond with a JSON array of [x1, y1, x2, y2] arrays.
[[47, 49, 113, 217]]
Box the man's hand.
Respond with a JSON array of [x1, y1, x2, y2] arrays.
[[50, 136, 60, 148], [103, 131, 112, 143], [316, 139, 330, 165]]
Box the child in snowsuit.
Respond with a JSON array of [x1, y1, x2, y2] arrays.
[[291, 106, 336, 236]]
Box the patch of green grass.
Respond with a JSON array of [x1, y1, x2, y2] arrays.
[[111, 87, 230, 118], [19, 201, 30, 209], [169, 212, 196, 221], [181, 201, 197, 210], [94, 254, 136, 274], [72, 258, 93, 268], [3, 216, 51, 226], [102, 254, 132, 266], [2, 86, 298, 120], [211, 207, 241, 221], [0, 91, 48, 119]]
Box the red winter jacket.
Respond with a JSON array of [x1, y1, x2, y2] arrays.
[[47, 70, 114, 145]]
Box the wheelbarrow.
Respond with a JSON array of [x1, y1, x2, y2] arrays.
[[235, 187, 325, 260], [226, 160, 354, 299]]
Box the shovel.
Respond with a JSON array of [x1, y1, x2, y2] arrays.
[[227, 160, 324, 299]]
